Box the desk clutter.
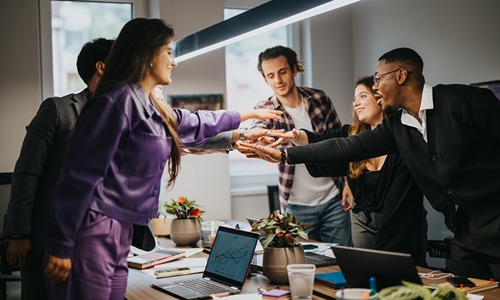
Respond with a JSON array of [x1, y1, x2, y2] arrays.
[[151, 226, 259, 299], [314, 271, 347, 289], [127, 249, 185, 269], [126, 216, 500, 300], [438, 277, 499, 293], [261, 289, 291, 300]]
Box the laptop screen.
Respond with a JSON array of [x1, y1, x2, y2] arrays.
[[203, 226, 259, 288]]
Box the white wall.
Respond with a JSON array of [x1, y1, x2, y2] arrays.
[[155, 0, 234, 221], [0, 0, 42, 171], [351, 0, 500, 85], [308, 5, 354, 125], [306, 0, 500, 124]]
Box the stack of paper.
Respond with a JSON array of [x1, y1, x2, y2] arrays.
[[141, 257, 207, 278]]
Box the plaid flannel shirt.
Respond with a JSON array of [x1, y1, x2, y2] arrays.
[[250, 87, 344, 210]]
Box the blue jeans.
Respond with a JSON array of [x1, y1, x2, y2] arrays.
[[287, 194, 352, 245]]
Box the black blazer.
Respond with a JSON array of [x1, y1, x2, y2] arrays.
[[288, 84, 500, 232], [2, 90, 88, 255]]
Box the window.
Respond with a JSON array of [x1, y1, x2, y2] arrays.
[[40, 0, 145, 98], [224, 7, 291, 191]]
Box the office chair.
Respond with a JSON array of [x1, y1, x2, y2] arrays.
[[0, 172, 21, 300], [131, 224, 156, 251], [427, 238, 452, 272], [266, 185, 281, 214]]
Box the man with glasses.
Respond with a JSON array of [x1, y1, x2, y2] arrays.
[[248, 47, 500, 280]]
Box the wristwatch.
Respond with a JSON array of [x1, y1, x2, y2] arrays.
[[9, 234, 30, 240], [239, 128, 246, 142]]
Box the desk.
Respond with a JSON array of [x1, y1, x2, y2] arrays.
[[126, 238, 500, 300]]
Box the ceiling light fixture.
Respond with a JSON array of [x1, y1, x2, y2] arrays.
[[174, 0, 362, 63]]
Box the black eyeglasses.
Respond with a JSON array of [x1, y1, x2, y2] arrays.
[[372, 68, 411, 85]]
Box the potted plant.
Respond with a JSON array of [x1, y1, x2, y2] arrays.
[[378, 281, 467, 300], [251, 210, 309, 284], [164, 196, 205, 245]]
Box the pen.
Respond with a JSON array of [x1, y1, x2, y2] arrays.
[[210, 292, 231, 298], [369, 276, 376, 295]]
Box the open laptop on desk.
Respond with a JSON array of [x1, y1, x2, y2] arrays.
[[152, 226, 259, 299], [332, 245, 422, 291]]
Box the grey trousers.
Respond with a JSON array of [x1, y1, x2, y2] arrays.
[[350, 210, 382, 249]]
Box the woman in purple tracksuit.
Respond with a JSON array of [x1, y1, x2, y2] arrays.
[[43, 18, 279, 300]]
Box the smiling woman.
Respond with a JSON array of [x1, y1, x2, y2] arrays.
[[240, 75, 428, 265], [41, 18, 277, 299]]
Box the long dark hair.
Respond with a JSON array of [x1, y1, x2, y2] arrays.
[[95, 18, 182, 188]]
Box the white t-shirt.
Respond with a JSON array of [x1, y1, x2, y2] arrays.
[[284, 101, 339, 206]]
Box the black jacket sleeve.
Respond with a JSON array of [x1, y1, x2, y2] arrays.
[[301, 125, 351, 177]]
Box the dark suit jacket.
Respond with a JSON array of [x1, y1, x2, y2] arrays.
[[2, 90, 88, 255], [287, 84, 500, 233]]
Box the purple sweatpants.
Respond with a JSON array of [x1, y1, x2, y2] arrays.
[[45, 209, 133, 300]]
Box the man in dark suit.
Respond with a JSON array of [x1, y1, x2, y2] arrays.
[[1, 38, 113, 299], [249, 47, 500, 280]]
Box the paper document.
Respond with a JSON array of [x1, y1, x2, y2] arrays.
[[211, 293, 261, 299], [156, 244, 203, 257], [300, 242, 337, 257], [141, 257, 207, 278]]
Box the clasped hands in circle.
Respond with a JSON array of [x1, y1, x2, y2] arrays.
[[235, 128, 300, 163]]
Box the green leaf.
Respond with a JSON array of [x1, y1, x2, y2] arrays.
[[262, 233, 277, 248]]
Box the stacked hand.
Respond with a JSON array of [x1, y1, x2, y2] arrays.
[[237, 141, 283, 163], [233, 128, 282, 157]]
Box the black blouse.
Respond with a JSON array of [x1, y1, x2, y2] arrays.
[[301, 125, 427, 257]]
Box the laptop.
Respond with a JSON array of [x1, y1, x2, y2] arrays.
[[331, 245, 422, 291], [152, 226, 259, 299]]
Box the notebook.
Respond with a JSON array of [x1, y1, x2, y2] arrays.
[[152, 226, 259, 299], [331, 245, 422, 291]]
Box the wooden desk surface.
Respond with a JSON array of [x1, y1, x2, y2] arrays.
[[126, 238, 500, 300]]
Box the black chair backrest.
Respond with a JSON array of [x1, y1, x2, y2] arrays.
[[131, 224, 156, 251], [0, 173, 13, 234], [0, 174, 11, 185], [0, 172, 21, 286], [427, 239, 451, 259], [266, 185, 281, 214]]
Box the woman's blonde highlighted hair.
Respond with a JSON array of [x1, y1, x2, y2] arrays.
[[348, 76, 378, 179]]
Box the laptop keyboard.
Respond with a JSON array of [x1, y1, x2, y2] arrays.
[[305, 252, 338, 267], [251, 252, 337, 273], [179, 278, 232, 295]]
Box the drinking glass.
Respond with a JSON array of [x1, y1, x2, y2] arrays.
[[287, 264, 316, 300]]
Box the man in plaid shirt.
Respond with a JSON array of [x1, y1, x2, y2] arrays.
[[248, 46, 351, 245]]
